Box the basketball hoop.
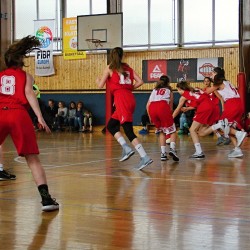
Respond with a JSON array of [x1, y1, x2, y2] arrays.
[[85, 39, 103, 51]]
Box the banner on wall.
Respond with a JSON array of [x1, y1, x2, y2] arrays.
[[34, 19, 55, 76], [142, 58, 223, 83], [63, 17, 86, 60]]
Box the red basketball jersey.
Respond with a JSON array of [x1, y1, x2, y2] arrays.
[[0, 68, 29, 110], [106, 64, 134, 94]]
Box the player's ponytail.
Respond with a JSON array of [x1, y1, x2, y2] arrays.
[[109, 47, 128, 77], [4, 35, 41, 68]]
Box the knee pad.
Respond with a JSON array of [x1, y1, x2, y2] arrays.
[[107, 118, 120, 136], [122, 122, 137, 142]]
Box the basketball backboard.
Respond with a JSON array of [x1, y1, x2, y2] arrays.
[[77, 13, 123, 51]]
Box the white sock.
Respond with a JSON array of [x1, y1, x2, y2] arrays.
[[117, 136, 127, 146], [135, 144, 147, 158], [161, 146, 166, 154], [194, 143, 202, 154], [211, 123, 222, 131], [0, 164, 3, 171], [170, 142, 176, 149], [236, 131, 243, 137]]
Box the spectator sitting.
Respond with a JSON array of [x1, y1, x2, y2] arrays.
[[53, 101, 68, 131], [178, 107, 195, 135], [83, 105, 93, 132], [66, 101, 76, 131], [139, 110, 150, 135], [44, 99, 58, 129], [178, 112, 189, 135], [74, 101, 84, 132]]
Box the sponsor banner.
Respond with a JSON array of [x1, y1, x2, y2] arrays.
[[142, 60, 167, 83], [167, 59, 197, 83], [142, 58, 223, 83], [197, 58, 223, 80], [34, 20, 55, 76], [63, 17, 86, 60]]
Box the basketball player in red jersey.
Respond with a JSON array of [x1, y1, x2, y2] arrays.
[[203, 67, 247, 158], [97, 47, 153, 170], [175, 81, 218, 158], [185, 67, 247, 158], [146, 75, 179, 162], [0, 36, 59, 211], [202, 77, 228, 145]]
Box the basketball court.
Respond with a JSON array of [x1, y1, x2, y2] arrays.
[[1, 130, 250, 249], [1, 8, 250, 250]]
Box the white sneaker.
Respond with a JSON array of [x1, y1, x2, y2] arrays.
[[119, 147, 135, 162], [166, 138, 171, 144], [137, 155, 153, 170], [228, 148, 243, 158], [222, 118, 230, 137], [189, 152, 205, 159], [235, 131, 247, 147]]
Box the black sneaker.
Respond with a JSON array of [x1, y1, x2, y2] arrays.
[[169, 148, 179, 162], [161, 153, 168, 161], [42, 196, 59, 212], [0, 170, 16, 180]]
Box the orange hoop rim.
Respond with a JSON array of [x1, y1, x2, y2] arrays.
[[85, 38, 104, 47]]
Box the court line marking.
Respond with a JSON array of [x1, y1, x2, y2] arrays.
[[79, 173, 249, 186], [14, 156, 122, 167], [13, 154, 249, 187], [12, 145, 248, 187]]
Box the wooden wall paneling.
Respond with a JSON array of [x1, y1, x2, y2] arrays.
[[24, 47, 239, 92]]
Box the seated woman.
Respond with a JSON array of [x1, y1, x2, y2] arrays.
[[53, 101, 68, 131], [74, 101, 84, 132], [66, 101, 76, 130], [44, 99, 58, 129], [83, 104, 93, 132]]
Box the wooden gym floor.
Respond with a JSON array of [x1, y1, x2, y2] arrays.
[[0, 129, 250, 250]]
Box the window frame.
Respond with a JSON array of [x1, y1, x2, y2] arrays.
[[13, 0, 239, 52]]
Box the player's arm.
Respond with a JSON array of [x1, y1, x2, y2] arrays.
[[133, 71, 144, 89], [169, 91, 174, 111], [146, 100, 152, 123], [172, 96, 187, 119], [205, 86, 218, 94], [96, 66, 110, 88], [181, 106, 196, 112], [25, 73, 51, 133]]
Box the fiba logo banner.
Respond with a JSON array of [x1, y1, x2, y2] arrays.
[[34, 20, 55, 76], [36, 26, 53, 48]]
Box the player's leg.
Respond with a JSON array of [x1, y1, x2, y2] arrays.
[[25, 154, 59, 211], [189, 121, 205, 159]]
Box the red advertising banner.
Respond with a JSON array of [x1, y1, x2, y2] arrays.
[[146, 60, 167, 82]]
